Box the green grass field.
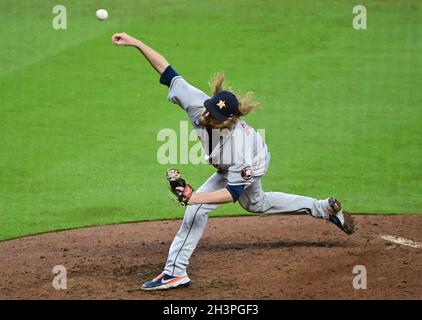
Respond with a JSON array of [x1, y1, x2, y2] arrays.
[[1, 0, 421, 241]]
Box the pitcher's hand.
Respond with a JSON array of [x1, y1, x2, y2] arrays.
[[112, 33, 138, 46]]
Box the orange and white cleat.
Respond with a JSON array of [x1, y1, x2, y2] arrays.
[[140, 272, 191, 291]]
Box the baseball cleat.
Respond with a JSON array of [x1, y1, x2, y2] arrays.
[[327, 197, 355, 235], [140, 272, 191, 291]]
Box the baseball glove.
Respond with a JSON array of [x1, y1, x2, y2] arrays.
[[166, 168, 194, 206]]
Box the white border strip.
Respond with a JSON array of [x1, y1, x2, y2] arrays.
[[380, 235, 422, 249]]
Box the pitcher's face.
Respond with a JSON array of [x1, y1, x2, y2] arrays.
[[199, 108, 213, 128]]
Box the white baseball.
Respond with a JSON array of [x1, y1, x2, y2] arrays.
[[96, 9, 109, 21]]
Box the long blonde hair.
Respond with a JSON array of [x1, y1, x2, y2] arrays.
[[207, 72, 260, 129]]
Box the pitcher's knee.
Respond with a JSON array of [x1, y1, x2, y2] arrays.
[[239, 201, 266, 213], [182, 204, 204, 226]]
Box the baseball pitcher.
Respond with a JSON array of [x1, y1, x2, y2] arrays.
[[111, 32, 355, 291]]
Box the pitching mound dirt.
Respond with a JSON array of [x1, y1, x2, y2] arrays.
[[0, 215, 421, 299]]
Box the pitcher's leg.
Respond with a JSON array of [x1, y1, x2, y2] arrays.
[[164, 203, 216, 276], [260, 192, 330, 219], [239, 179, 330, 219], [164, 173, 226, 277], [238, 179, 355, 234]]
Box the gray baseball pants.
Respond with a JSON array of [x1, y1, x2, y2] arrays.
[[164, 172, 331, 277]]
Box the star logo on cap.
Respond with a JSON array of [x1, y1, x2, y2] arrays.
[[217, 100, 226, 109]]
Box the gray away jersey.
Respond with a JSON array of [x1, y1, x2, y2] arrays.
[[167, 76, 270, 186]]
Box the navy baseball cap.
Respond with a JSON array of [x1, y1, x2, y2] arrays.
[[204, 91, 239, 122]]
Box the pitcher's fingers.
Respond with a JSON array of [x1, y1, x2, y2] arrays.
[[111, 33, 122, 44]]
